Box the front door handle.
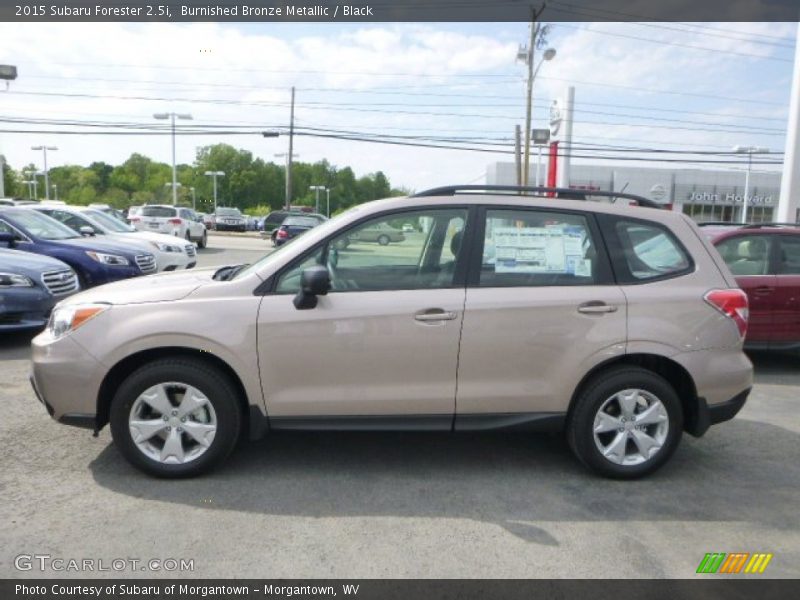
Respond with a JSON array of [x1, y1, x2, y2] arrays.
[[415, 309, 457, 322], [577, 302, 618, 314]]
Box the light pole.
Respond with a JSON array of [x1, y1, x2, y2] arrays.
[[204, 171, 225, 214], [24, 178, 38, 200], [154, 112, 192, 205], [52, 184, 58, 200], [733, 145, 770, 223], [31, 145, 57, 200], [325, 187, 331, 217], [189, 186, 196, 210], [309, 185, 325, 214]]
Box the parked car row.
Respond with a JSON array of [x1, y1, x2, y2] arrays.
[[0, 202, 207, 332], [702, 222, 800, 350]]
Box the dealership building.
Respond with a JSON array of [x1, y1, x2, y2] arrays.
[[486, 162, 784, 223]]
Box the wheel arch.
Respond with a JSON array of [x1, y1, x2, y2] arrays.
[[96, 346, 264, 439], [567, 353, 702, 435]]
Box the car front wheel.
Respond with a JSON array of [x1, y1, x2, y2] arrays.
[[567, 366, 682, 479], [109, 358, 242, 477], [377, 234, 390, 246]]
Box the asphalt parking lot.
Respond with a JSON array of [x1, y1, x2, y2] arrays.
[[1, 233, 799, 579]]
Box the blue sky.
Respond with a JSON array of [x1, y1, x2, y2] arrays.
[[0, 21, 796, 191]]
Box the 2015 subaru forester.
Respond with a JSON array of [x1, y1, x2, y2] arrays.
[[30, 186, 753, 479]]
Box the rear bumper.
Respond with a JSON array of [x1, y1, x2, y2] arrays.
[[687, 388, 750, 437]]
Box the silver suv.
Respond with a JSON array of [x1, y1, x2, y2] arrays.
[[30, 187, 753, 479]]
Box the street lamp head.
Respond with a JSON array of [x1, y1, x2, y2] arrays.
[[204, 171, 225, 177], [177, 114, 193, 120], [153, 113, 169, 120], [543, 48, 557, 61], [733, 145, 770, 154]]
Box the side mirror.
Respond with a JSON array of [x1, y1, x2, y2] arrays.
[[79, 226, 95, 236], [293, 266, 331, 310], [0, 231, 15, 248]]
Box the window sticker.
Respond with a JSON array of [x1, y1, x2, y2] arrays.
[[492, 226, 588, 275]]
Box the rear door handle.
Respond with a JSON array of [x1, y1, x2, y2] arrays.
[[577, 302, 618, 314], [415, 309, 457, 322], [753, 286, 775, 296]]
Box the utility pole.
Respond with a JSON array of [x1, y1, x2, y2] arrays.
[[286, 86, 296, 211], [0, 155, 5, 198], [325, 187, 331, 217], [522, 8, 539, 187], [31, 145, 57, 200], [514, 125, 522, 187]]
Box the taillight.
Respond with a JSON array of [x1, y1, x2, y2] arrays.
[[168, 218, 182, 225], [129, 217, 140, 223], [704, 289, 749, 338], [277, 228, 289, 239]]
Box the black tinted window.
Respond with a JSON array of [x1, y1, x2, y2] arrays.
[[778, 236, 800, 275], [141, 207, 176, 218]]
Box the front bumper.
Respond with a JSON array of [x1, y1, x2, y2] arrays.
[[0, 287, 56, 331], [30, 331, 105, 428]]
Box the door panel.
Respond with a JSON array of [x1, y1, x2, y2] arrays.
[[456, 286, 626, 415], [734, 275, 777, 342], [257, 289, 465, 417]]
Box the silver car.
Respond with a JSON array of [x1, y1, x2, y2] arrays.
[[30, 188, 753, 478]]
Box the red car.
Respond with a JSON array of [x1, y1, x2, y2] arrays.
[[708, 223, 800, 350]]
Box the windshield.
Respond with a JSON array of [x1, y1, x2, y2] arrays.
[[141, 206, 176, 218], [216, 208, 242, 217], [9, 209, 80, 240], [233, 208, 358, 281], [85, 209, 136, 233]]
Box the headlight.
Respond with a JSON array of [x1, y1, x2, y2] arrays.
[[0, 272, 34, 287], [150, 241, 181, 253], [85, 251, 130, 266], [47, 303, 109, 339]]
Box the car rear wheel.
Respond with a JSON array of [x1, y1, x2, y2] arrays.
[[197, 230, 207, 249], [377, 234, 390, 246], [567, 366, 682, 479], [109, 358, 242, 478]]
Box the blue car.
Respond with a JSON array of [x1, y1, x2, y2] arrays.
[[0, 247, 80, 331], [0, 208, 156, 288]]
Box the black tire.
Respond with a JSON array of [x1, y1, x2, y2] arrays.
[[109, 358, 242, 478], [197, 230, 207, 249], [185, 231, 192, 243], [567, 366, 683, 480], [377, 234, 390, 246]]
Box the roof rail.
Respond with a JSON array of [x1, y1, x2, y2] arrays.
[[741, 222, 800, 229], [696, 221, 744, 227], [410, 185, 663, 209]]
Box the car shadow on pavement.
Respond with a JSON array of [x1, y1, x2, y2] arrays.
[[749, 350, 800, 386], [0, 330, 38, 361], [89, 419, 799, 545]]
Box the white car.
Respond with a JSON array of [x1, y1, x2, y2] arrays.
[[130, 205, 207, 248], [30, 205, 196, 272]]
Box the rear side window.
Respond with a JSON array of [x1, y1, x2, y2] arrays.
[[141, 207, 176, 218], [614, 221, 691, 282]]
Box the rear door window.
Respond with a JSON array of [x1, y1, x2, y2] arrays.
[[479, 209, 604, 287], [715, 235, 773, 276], [776, 236, 800, 275]]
